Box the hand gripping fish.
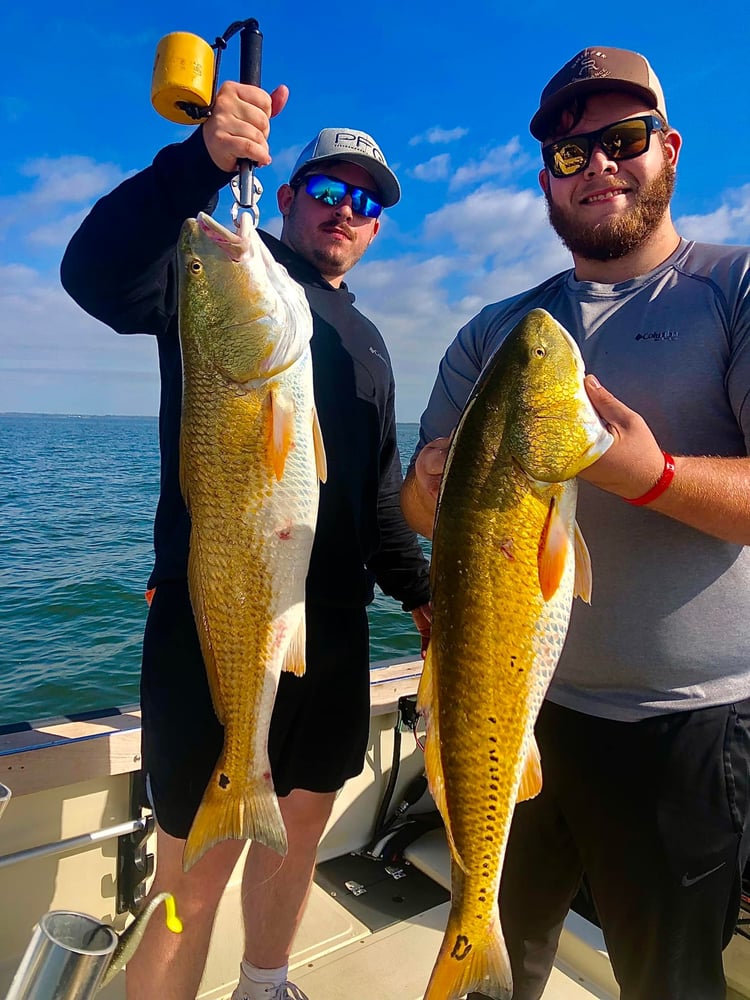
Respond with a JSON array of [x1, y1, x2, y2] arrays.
[[177, 212, 326, 873], [418, 309, 613, 999]]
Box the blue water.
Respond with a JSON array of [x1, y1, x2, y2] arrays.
[[0, 413, 428, 729]]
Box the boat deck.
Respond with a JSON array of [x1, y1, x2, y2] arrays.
[[2, 658, 750, 999]]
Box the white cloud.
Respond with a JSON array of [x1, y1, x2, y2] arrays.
[[0, 157, 128, 248], [3, 145, 749, 421], [0, 263, 159, 414], [411, 154, 452, 182], [409, 126, 469, 146], [675, 184, 750, 244], [450, 137, 533, 188]]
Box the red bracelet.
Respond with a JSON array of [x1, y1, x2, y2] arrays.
[[626, 451, 676, 506]]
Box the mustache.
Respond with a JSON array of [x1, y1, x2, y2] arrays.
[[320, 221, 355, 240]]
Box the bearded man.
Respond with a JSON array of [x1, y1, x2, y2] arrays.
[[402, 46, 750, 1000]]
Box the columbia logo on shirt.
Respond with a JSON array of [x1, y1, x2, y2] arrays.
[[635, 330, 679, 342]]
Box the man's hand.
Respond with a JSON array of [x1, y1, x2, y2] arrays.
[[401, 434, 454, 540], [410, 603, 432, 659], [202, 81, 290, 173], [415, 435, 452, 500], [579, 375, 665, 500]]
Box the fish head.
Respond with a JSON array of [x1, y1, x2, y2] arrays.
[[178, 213, 312, 385], [499, 309, 613, 483]]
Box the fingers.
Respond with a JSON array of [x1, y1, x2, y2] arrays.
[[411, 604, 433, 659], [416, 436, 452, 499], [270, 84, 290, 119], [581, 375, 665, 498], [203, 81, 286, 173]]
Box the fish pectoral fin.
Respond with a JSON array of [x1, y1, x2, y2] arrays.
[[517, 735, 543, 802], [281, 614, 306, 677], [537, 496, 569, 601], [268, 386, 295, 481], [312, 404, 328, 484], [573, 520, 593, 604]]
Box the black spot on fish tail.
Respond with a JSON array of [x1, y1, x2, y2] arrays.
[[451, 935, 473, 961], [218, 773, 230, 789]]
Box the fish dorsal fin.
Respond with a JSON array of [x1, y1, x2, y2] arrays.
[[417, 648, 468, 874], [517, 735, 543, 802], [537, 496, 569, 601], [573, 520, 593, 604], [282, 614, 306, 677], [312, 405, 328, 484], [269, 386, 295, 481]]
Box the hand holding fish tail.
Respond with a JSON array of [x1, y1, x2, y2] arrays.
[[203, 81, 290, 173], [579, 374, 667, 500]]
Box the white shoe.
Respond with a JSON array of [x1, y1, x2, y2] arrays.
[[234, 981, 310, 1000]]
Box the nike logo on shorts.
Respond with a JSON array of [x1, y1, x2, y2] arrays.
[[680, 862, 726, 887]]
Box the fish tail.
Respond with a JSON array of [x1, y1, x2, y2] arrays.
[[423, 907, 512, 1000], [182, 760, 288, 872]]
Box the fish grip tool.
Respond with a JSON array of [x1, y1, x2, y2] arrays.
[[151, 18, 264, 228]]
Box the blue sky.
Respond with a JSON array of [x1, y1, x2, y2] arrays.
[[3, 2, 749, 421]]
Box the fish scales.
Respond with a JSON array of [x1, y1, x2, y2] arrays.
[[419, 309, 612, 999], [178, 213, 326, 873]]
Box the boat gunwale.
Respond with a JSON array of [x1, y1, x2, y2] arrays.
[[0, 657, 423, 797]]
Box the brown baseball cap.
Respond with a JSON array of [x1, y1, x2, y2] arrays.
[[530, 46, 669, 141]]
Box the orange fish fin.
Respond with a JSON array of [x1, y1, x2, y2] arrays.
[[537, 496, 569, 601], [187, 540, 226, 723], [281, 613, 306, 677], [269, 386, 295, 481], [573, 520, 593, 604], [423, 904, 512, 1000], [416, 644, 433, 719], [516, 735, 543, 803], [418, 649, 466, 874], [182, 756, 288, 872], [312, 404, 328, 484]]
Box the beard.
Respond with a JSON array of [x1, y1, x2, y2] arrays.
[[545, 160, 675, 262]]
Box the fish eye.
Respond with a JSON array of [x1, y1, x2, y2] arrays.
[[533, 346, 546, 358], [190, 259, 202, 273]]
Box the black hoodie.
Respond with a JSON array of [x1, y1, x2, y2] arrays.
[[60, 128, 430, 613]]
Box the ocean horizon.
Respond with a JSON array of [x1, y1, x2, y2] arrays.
[[0, 412, 428, 730]]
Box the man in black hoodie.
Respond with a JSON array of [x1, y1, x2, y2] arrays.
[[61, 79, 431, 1000]]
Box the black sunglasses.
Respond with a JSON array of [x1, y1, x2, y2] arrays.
[[297, 174, 383, 219], [542, 115, 664, 179]]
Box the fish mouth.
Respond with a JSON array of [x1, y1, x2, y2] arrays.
[[194, 212, 246, 261]]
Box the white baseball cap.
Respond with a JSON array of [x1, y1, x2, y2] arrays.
[[289, 128, 401, 208]]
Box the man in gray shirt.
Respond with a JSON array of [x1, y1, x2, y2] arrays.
[[402, 46, 750, 1000]]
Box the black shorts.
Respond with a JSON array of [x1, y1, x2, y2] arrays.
[[500, 698, 750, 1000], [140, 580, 371, 839]]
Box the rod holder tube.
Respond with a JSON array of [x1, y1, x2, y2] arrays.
[[0, 783, 10, 822], [6, 911, 117, 1000]]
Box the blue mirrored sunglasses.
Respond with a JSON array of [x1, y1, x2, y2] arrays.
[[300, 174, 383, 219]]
